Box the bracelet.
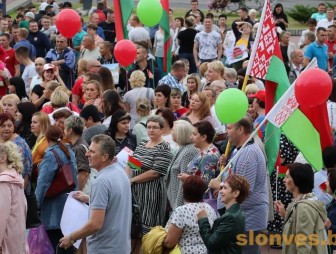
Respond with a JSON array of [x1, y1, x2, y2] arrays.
[[69, 233, 75, 244]]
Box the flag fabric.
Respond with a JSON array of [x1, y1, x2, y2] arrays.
[[113, 0, 133, 41], [246, 0, 289, 174], [266, 59, 329, 171], [159, 0, 172, 73], [277, 166, 287, 178], [128, 155, 142, 170], [319, 182, 327, 192]]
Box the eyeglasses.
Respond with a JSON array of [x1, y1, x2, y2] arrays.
[[92, 65, 101, 68]]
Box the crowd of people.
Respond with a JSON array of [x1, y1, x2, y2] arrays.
[[0, 0, 336, 253]]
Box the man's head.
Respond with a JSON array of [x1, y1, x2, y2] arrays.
[[55, 35, 67, 51], [17, 28, 28, 41], [318, 3, 326, 14], [106, 9, 115, 23], [25, 12, 35, 21], [0, 33, 10, 49], [307, 18, 317, 32], [28, 5, 37, 14], [191, 0, 198, 11], [280, 31, 290, 44], [28, 20, 39, 33], [87, 59, 101, 73], [304, 31, 316, 45], [239, 7, 249, 19], [34, 57, 46, 74], [327, 8, 334, 20], [203, 87, 217, 106], [171, 60, 186, 81], [15, 46, 29, 63], [218, 14, 227, 25], [203, 17, 213, 30], [327, 25, 336, 41], [11, 24, 19, 40], [227, 115, 253, 147], [80, 104, 102, 127], [82, 34, 95, 50], [129, 14, 140, 27], [41, 16, 51, 29], [135, 45, 148, 63], [86, 24, 98, 36], [89, 13, 99, 25], [0, 19, 8, 32], [316, 27, 327, 44], [88, 134, 116, 170], [290, 49, 304, 66]]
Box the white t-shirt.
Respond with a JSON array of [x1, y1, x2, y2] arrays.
[[80, 47, 101, 61], [128, 27, 150, 43], [22, 63, 37, 95], [194, 30, 222, 60], [30, 75, 42, 91]]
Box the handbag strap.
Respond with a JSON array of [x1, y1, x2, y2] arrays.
[[51, 149, 63, 167]]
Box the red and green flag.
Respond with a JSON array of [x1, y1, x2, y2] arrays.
[[159, 0, 172, 73], [128, 155, 142, 171], [113, 0, 134, 41], [277, 166, 287, 178]]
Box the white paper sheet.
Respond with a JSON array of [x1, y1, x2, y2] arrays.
[[60, 192, 89, 248], [115, 146, 133, 170]]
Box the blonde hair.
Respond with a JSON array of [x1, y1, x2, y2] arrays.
[[187, 92, 211, 119], [33, 111, 51, 142], [173, 120, 194, 146], [1, 94, 20, 106], [0, 142, 23, 173], [77, 59, 88, 74], [187, 73, 202, 94], [245, 84, 260, 95], [54, 86, 72, 97], [130, 70, 146, 88], [199, 62, 208, 77], [136, 98, 151, 117], [84, 80, 103, 101], [207, 60, 225, 78], [46, 81, 61, 92], [51, 90, 69, 108]]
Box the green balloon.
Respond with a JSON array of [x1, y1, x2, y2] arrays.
[[215, 88, 248, 124], [137, 0, 163, 27]]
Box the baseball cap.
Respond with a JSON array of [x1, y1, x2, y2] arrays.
[[249, 90, 265, 102], [25, 12, 35, 19], [43, 64, 55, 71]]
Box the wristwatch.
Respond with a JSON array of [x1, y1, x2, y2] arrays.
[[69, 234, 75, 244]]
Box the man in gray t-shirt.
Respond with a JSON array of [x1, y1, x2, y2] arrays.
[[60, 134, 132, 254]]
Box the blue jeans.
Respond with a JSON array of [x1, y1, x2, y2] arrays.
[[179, 52, 197, 74]]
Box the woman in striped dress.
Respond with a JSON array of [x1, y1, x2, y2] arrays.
[[129, 115, 173, 234]]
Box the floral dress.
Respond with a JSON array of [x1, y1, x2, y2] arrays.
[[186, 144, 220, 186]]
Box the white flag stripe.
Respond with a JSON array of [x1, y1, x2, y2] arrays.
[[265, 58, 318, 127]]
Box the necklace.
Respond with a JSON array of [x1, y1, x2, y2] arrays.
[[115, 137, 126, 144]]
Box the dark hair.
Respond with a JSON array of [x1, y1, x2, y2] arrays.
[[53, 109, 73, 120], [156, 108, 175, 129], [183, 175, 207, 202], [288, 163, 314, 194], [328, 168, 336, 194], [323, 146, 336, 169], [45, 125, 70, 159], [9, 76, 28, 100], [102, 89, 124, 117], [98, 67, 115, 91], [107, 109, 131, 139], [0, 33, 10, 41], [15, 46, 29, 58], [175, 17, 184, 27], [205, 12, 214, 19], [218, 14, 227, 19], [273, 3, 284, 15], [226, 174, 250, 204], [0, 113, 15, 126], [87, 23, 98, 31], [193, 120, 215, 143], [256, 98, 265, 109], [234, 115, 253, 134], [307, 18, 317, 26], [84, 72, 102, 83], [240, 7, 248, 13], [317, 27, 327, 33], [80, 104, 101, 122], [17, 102, 36, 123], [155, 85, 171, 108]]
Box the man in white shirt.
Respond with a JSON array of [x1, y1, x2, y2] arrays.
[[288, 49, 304, 84], [79, 35, 101, 60], [15, 46, 37, 95], [30, 57, 45, 92], [317, 8, 334, 29], [128, 14, 152, 48]]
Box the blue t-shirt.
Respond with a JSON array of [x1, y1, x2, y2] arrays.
[[304, 42, 328, 71]]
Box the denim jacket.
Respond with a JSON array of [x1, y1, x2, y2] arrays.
[[35, 144, 78, 230]]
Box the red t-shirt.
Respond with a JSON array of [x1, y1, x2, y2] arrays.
[[4, 48, 18, 77], [71, 77, 86, 105], [325, 39, 336, 66]]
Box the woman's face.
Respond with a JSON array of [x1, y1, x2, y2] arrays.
[[189, 94, 202, 111], [276, 6, 282, 14], [43, 69, 55, 82], [175, 19, 181, 28], [206, 67, 220, 82], [284, 170, 296, 193], [170, 95, 181, 109], [220, 182, 237, 205], [187, 78, 198, 92], [154, 92, 167, 108], [190, 127, 205, 148], [146, 121, 163, 140], [85, 83, 99, 100], [2, 99, 17, 117], [117, 119, 130, 135], [241, 24, 251, 35], [0, 119, 14, 141], [99, 44, 108, 56], [8, 84, 16, 94], [247, 103, 255, 116], [31, 115, 41, 135]]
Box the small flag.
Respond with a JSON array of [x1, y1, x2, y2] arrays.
[[319, 182, 327, 192], [128, 155, 142, 171], [277, 166, 287, 178]]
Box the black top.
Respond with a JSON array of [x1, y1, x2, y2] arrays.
[[32, 85, 49, 110], [178, 28, 198, 54], [98, 21, 116, 44]]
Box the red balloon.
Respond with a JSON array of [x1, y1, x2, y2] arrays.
[[114, 40, 137, 67], [294, 68, 332, 108], [55, 9, 81, 38]]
